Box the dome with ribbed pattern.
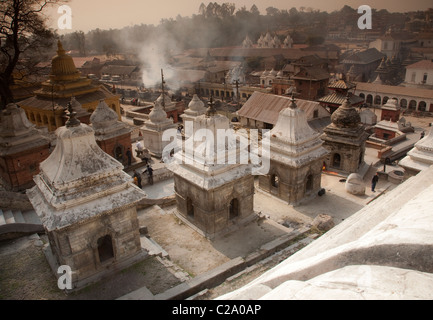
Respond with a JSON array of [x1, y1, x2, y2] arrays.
[[49, 41, 81, 82]]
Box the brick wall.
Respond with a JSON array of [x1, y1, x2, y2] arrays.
[[0, 144, 50, 191]]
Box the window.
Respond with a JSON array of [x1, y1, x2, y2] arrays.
[[313, 110, 319, 118], [411, 72, 416, 82], [271, 174, 279, 188], [423, 73, 428, 83], [97, 235, 114, 263]]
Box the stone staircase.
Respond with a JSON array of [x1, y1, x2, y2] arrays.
[[0, 208, 44, 241]]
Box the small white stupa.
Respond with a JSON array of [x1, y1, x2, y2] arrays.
[[27, 106, 146, 290], [399, 125, 433, 176], [259, 96, 328, 205], [168, 97, 255, 239], [139, 71, 177, 158]]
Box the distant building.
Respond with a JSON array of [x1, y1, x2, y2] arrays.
[[340, 48, 385, 82], [236, 91, 330, 131], [291, 66, 329, 101], [404, 60, 433, 88], [355, 81, 433, 112], [318, 79, 364, 114]]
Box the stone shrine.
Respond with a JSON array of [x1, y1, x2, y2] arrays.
[[258, 96, 328, 205], [169, 98, 255, 239], [27, 109, 146, 290], [0, 104, 50, 191], [90, 99, 133, 165], [139, 94, 177, 158], [180, 94, 207, 124], [321, 96, 368, 175]]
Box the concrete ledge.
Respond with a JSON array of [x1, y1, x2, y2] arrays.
[[0, 191, 34, 211], [153, 257, 245, 300], [120, 226, 311, 300], [0, 223, 45, 241], [137, 196, 176, 209]]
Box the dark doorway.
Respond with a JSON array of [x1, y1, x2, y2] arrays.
[[187, 198, 194, 219], [114, 146, 123, 162], [333, 153, 341, 168], [97, 235, 114, 263], [229, 198, 239, 219], [306, 174, 314, 192]]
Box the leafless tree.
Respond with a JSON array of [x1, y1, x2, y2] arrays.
[[0, 0, 65, 109]]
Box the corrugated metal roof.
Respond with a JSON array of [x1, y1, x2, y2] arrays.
[[101, 65, 138, 75], [318, 92, 364, 106], [328, 79, 356, 90], [237, 91, 330, 125], [341, 48, 385, 65]]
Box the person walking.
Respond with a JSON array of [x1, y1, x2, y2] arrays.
[[371, 172, 379, 192], [133, 170, 142, 189], [144, 164, 154, 185]]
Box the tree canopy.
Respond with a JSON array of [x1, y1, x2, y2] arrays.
[[0, 0, 62, 109]]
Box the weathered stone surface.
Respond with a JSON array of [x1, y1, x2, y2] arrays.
[[311, 214, 335, 232], [27, 120, 147, 290], [321, 97, 368, 175], [259, 97, 328, 205], [345, 173, 365, 195], [218, 165, 433, 300], [0, 104, 50, 191], [169, 99, 255, 239], [400, 126, 433, 176]]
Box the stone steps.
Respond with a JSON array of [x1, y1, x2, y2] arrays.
[[0, 208, 41, 226], [21, 209, 41, 225], [0, 209, 5, 226], [3, 210, 15, 224]]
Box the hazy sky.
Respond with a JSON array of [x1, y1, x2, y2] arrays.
[[45, 0, 433, 33]]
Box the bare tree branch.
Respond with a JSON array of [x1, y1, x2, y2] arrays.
[[0, 0, 66, 109]]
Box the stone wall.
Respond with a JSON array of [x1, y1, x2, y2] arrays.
[[323, 141, 365, 175], [174, 174, 254, 237], [48, 206, 141, 286], [0, 144, 50, 192], [96, 133, 132, 165], [259, 158, 324, 205]]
